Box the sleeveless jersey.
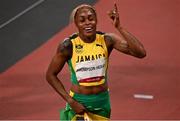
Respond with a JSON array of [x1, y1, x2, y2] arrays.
[[67, 32, 108, 86]]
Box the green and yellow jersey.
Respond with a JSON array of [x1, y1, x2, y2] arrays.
[[60, 32, 111, 120], [67, 32, 108, 86]]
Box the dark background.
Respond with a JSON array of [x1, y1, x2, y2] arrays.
[[0, 0, 97, 73]]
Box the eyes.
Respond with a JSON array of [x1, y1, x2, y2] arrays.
[[78, 14, 96, 23]]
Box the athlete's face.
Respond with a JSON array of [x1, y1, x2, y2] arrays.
[[75, 7, 97, 38]]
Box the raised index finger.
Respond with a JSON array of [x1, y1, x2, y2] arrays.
[[114, 3, 118, 12]]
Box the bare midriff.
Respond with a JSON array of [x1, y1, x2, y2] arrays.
[[70, 83, 108, 95]]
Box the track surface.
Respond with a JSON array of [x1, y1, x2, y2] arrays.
[[0, 0, 180, 120]]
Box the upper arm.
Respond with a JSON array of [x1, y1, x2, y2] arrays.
[[46, 39, 72, 76], [104, 33, 130, 55]]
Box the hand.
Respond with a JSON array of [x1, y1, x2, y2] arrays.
[[68, 98, 86, 114], [108, 3, 121, 29]]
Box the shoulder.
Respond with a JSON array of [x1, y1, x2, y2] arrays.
[[96, 31, 114, 44], [59, 38, 72, 51], [58, 33, 79, 51], [102, 33, 116, 55], [57, 38, 72, 59], [104, 33, 125, 45], [104, 33, 115, 47], [103, 33, 125, 55], [104, 33, 119, 41]]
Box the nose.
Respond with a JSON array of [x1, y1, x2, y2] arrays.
[[85, 19, 90, 25]]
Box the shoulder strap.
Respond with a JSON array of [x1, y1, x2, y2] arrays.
[[96, 31, 105, 35], [69, 33, 78, 40]]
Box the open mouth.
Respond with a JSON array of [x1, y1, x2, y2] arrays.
[[84, 27, 93, 33]]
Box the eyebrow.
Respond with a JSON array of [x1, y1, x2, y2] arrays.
[[78, 12, 94, 17]]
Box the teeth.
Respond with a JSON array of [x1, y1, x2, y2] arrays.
[[85, 27, 92, 30]]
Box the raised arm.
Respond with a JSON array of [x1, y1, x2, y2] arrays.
[[46, 39, 86, 114], [106, 3, 146, 58]]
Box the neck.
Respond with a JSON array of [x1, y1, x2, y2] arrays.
[[79, 33, 96, 43]]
